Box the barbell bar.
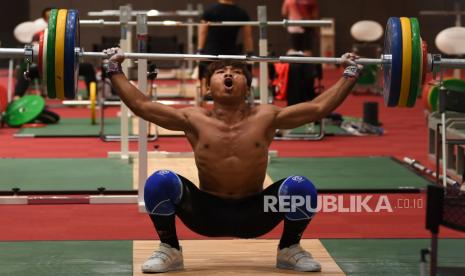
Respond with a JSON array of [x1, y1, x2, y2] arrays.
[[82, 51, 385, 64], [7, 9, 465, 108], [79, 19, 333, 27], [3, 47, 461, 68]]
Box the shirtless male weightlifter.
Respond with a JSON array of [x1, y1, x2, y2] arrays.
[[103, 47, 363, 273]]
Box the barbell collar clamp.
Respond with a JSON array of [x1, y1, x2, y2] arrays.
[[23, 44, 34, 81], [18, 44, 465, 71], [24, 44, 34, 63], [431, 54, 442, 80]]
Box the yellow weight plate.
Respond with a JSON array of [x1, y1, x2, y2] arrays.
[[54, 9, 67, 100], [398, 17, 412, 107], [90, 82, 97, 125]]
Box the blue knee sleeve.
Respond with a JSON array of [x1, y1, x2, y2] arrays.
[[144, 170, 183, 215], [278, 175, 318, 221]]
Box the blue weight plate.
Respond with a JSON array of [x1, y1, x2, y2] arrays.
[[64, 9, 80, 99], [383, 17, 403, 107]]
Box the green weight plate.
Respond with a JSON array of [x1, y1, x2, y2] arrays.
[[428, 85, 437, 111], [422, 83, 432, 111], [5, 95, 45, 127], [357, 64, 378, 85], [46, 9, 58, 98], [429, 78, 465, 111], [407, 18, 421, 107]]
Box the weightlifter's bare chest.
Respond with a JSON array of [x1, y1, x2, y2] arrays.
[[184, 107, 276, 197]]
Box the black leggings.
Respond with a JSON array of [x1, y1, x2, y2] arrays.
[[174, 175, 285, 238]]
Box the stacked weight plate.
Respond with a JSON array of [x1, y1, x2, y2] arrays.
[[38, 9, 80, 100], [383, 17, 426, 108]]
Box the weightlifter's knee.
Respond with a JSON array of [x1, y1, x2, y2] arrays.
[[278, 175, 318, 221], [144, 170, 183, 215]]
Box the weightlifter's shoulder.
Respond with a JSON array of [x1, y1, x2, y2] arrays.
[[255, 103, 282, 116], [179, 106, 210, 117]]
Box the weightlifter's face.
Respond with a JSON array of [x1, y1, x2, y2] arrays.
[[209, 66, 249, 101]]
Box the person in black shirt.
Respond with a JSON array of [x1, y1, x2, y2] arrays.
[[197, 0, 254, 98]]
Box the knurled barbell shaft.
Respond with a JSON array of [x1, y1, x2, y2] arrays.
[[437, 58, 465, 69], [81, 51, 385, 65], [0, 48, 381, 64], [79, 19, 333, 27]]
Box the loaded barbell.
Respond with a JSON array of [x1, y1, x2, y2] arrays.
[[2, 9, 465, 108]]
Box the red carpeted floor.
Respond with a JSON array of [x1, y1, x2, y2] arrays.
[[1, 68, 462, 241], [1, 194, 465, 241]]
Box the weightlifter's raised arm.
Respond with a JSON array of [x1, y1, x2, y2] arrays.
[[273, 53, 363, 130], [102, 48, 191, 131]]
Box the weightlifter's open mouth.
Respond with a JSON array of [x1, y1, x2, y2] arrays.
[[224, 77, 233, 91]]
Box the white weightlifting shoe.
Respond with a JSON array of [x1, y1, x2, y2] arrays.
[[141, 243, 184, 273], [277, 244, 321, 272]]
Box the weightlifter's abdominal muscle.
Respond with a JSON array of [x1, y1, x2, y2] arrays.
[[185, 106, 275, 198]]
